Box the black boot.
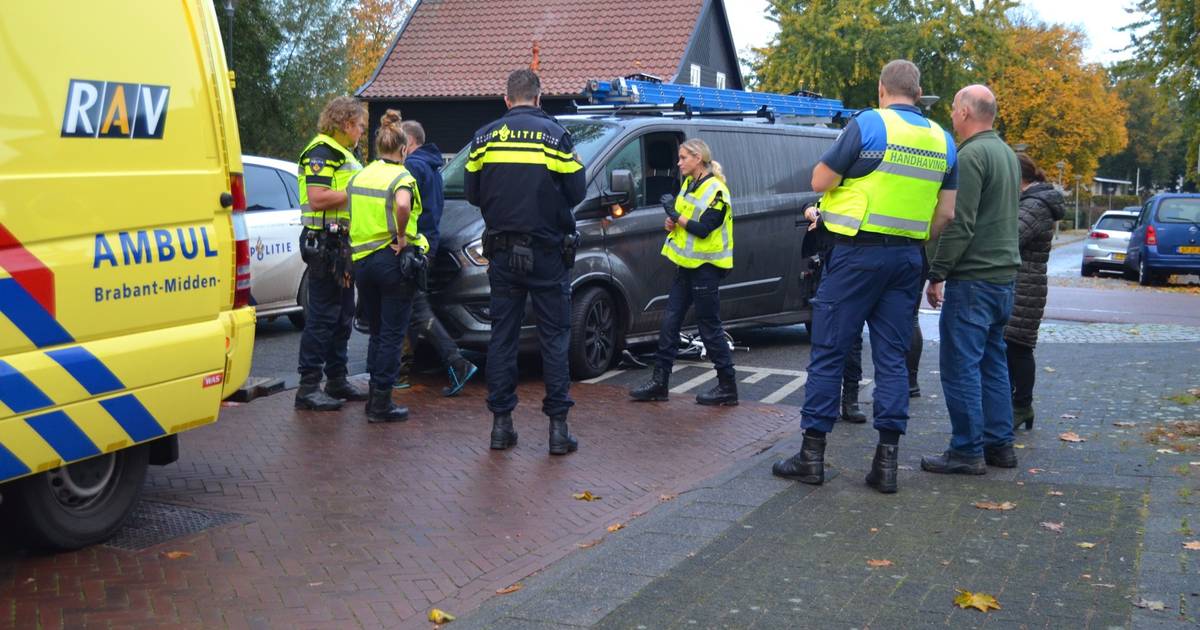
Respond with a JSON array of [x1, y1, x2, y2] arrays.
[[865, 444, 899, 493], [548, 415, 578, 456], [984, 443, 1018, 468], [443, 357, 478, 397], [839, 382, 867, 423], [366, 386, 408, 423], [326, 376, 369, 401], [920, 450, 986, 475], [629, 366, 670, 401], [490, 413, 518, 450], [696, 371, 738, 406], [295, 374, 343, 411], [772, 433, 825, 484]]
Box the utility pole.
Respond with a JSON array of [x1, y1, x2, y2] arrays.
[[1074, 175, 1082, 229], [224, 0, 235, 67], [1135, 167, 1141, 199]]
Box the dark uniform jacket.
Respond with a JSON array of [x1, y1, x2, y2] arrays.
[[1004, 182, 1066, 348], [465, 105, 586, 244]]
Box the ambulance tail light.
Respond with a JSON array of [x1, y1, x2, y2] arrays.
[[230, 172, 252, 308], [1146, 224, 1158, 246]]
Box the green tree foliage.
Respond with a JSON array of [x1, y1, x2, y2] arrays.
[[1121, 0, 1199, 186], [1098, 72, 1189, 191], [219, 0, 352, 160], [752, 0, 1016, 123]]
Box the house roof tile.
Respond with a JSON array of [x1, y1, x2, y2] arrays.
[[358, 0, 707, 99]]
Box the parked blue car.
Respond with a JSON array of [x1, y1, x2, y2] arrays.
[[1125, 193, 1200, 285]]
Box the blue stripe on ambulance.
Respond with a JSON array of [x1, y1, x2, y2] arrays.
[[0, 359, 55, 413], [0, 278, 74, 348], [47, 347, 124, 394], [24, 410, 100, 461], [1, 276, 167, 476]]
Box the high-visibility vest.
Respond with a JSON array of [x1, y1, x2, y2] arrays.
[[661, 175, 733, 269], [297, 133, 361, 229], [820, 109, 949, 240], [346, 160, 428, 262]]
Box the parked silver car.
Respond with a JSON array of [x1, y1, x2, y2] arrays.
[[1081, 209, 1139, 276], [243, 155, 306, 328]]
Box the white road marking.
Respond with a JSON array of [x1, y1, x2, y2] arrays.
[[741, 370, 773, 384], [670, 370, 717, 393], [582, 369, 625, 384], [760, 374, 809, 404]]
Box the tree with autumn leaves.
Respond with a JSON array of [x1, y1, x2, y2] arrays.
[[751, 0, 1131, 188]]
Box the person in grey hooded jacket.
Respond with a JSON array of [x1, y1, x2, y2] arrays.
[[1005, 154, 1066, 430]]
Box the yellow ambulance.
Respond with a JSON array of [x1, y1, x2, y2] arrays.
[[0, 1, 254, 549]]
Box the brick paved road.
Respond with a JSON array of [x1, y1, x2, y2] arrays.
[[0, 378, 804, 629]]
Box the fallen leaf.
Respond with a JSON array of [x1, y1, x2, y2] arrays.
[[1076, 542, 1097, 549], [428, 608, 456, 623], [973, 501, 1016, 511], [606, 523, 625, 533], [308, 582, 323, 587], [495, 583, 523, 595], [1157, 449, 1180, 455], [572, 491, 601, 501], [162, 551, 192, 560], [1188, 388, 1200, 396], [866, 559, 893, 567], [1028, 468, 1045, 474], [1060, 413, 1077, 419], [1113, 421, 1137, 427], [1081, 574, 1092, 579], [577, 539, 601, 549], [940, 560, 951, 566], [659, 493, 676, 502], [1059, 432, 1086, 442], [1133, 598, 1165, 611], [1183, 541, 1200, 550], [630, 511, 645, 518], [1040, 521, 1064, 533], [1013, 444, 1026, 449], [869, 527, 879, 533], [1044, 367, 1057, 373], [1047, 490, 1064, 496], [954, 590, 1001, 612]]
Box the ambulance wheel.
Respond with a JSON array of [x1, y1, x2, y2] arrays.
[[4, 444, 149, 550], [569, 287, 618, 380], [290, 272, 308, 330]]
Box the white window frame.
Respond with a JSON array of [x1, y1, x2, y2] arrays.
[[689, 64, 701, 87], [716, 72, 726, 89]]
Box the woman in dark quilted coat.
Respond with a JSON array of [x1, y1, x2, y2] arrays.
[[1006, 155, 1066, 430]]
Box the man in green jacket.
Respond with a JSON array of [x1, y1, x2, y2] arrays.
[[921, 84, 1022, 475]]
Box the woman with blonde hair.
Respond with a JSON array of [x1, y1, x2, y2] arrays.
[[629, 138, 738, 406], [346, 109, 429, 422], [294, 96, 369, 412]]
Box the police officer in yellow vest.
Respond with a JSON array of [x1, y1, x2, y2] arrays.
[[295, 97, 369, 411], [347, 110, 429, 422], [772, 60, 958, 494], [629, 139, 738, 406]]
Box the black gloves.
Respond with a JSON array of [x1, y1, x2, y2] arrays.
[[660, 194, 680, 221]]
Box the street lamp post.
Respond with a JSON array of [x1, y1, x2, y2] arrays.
[[1074, 174, 1082, 230], [1056, 160, 1066, 189], [224, 0, 235, 66]]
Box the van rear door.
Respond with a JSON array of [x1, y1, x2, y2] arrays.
[[0, 3, 238, 481]]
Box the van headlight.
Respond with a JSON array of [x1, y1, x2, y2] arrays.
[[464, 238, 488, 266]]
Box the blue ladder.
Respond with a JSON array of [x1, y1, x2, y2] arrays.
[[581, 77, 855, 121]]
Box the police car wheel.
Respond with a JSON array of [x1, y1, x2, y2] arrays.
[[569, 287, 618, 380], [291, 271, 309, 330], [5, 444, 149, 550]]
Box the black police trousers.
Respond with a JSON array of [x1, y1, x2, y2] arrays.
[[654, 264, 735, 377], [486, 246, 573, 418], [355, 248, 414, 390], [297, 260, 355, 385]]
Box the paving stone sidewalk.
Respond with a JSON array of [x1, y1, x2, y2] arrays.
[[459, 341, 1200, 630]]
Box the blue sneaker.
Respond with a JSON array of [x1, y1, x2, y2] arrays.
[[442, 358, 477, 397]]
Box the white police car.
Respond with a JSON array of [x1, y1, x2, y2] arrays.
[[243, 155, 306, 328]]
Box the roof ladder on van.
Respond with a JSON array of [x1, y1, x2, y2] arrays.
[[576, 77, 855, 125]]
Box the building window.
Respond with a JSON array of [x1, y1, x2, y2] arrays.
[[690, 64, 701, 87], [716, 72, 726, 89]]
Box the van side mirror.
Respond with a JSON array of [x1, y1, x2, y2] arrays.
[[601, 169, 634, 210]]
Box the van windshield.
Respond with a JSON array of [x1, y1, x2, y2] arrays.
[[1155, 198, 1200, 224], [443, 120, 618, 199]]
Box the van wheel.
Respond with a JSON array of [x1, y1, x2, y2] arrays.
[[569, 287, 618, 380], [289, 272, 308, 330], [3, 444, 149, 550]]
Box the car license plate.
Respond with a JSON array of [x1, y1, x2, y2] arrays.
[[1113, 252, 1126, 261], [1180, 246, 1200, 254]]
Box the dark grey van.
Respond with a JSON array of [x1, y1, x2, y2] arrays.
[[430, 115, 839, 379]]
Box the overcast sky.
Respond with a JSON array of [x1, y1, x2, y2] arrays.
[[727, 0, 1146, 70]]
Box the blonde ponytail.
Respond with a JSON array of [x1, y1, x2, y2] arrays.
[[375, 109, 407, 156], [710, 160, 725, 183]]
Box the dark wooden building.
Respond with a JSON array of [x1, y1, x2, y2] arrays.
[[356, 0, 743, 157]]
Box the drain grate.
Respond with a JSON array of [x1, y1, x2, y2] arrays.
[[104, 500, 249, 551]]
